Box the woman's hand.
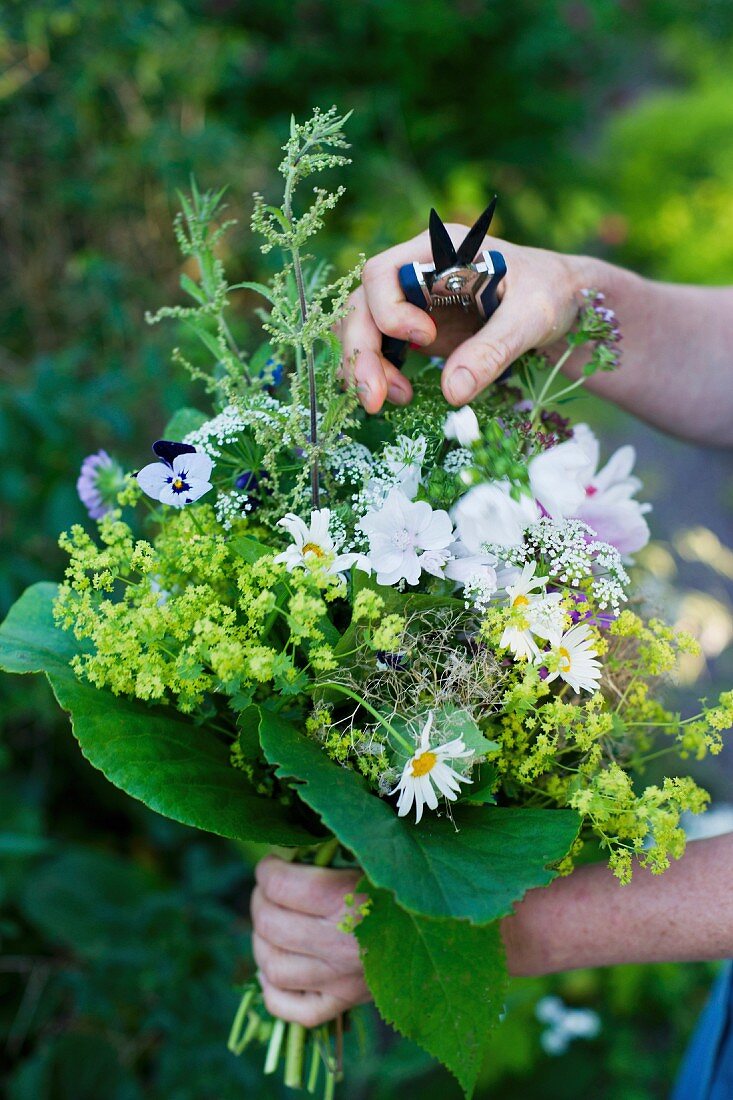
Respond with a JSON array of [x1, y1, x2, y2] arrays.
[[338, 225, 591, 412], [251, 855, 371, 1028]]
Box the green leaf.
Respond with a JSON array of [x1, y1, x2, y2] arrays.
[[232, 280, 276, 304], [433, 704, 499, 758], [259, 710, 580, 922], [187, 321, 225, 362], [463, 763, 499, 806], [162, 406, 208, 440], [179, 272, 206, 304], [0, 585, 313, 847], [356, 885, 507, 1098], [229, 534, 274, 563]]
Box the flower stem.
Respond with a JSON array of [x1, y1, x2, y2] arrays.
[[264, 1016, 286, 1074], [316, 681, 414, 753], [531, 345, 575, 422], [227, 986, 256, 1054], [284, 1022, 307, 1089], [314, 835, 339, 867], [307, 1037, 321, 1093], [283, 162, 320, 510]]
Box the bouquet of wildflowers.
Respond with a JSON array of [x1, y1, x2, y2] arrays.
[[2, 109, 730, 1098]]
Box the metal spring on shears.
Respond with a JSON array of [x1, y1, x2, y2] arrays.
[[430, 294, 473, 308]]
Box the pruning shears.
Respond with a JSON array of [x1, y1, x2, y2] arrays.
[[381, 198, 507, 369]]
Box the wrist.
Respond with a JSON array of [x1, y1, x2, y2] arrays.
[[569, 251, 648, 313]]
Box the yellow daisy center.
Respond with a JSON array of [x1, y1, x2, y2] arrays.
[[558, 645, 572, 672], [411, 750, 437, 777], [512, 594, 530, 608], [302, 542, 325, 558]]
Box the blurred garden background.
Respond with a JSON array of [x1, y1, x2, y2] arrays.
[[2, 1, 733, 1096]]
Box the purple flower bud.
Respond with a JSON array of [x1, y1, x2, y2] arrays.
[[77, 450, 126, 519]]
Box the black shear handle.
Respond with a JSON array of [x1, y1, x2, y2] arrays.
[[381, 334, 410, 369], [380, 262, 429, 369]]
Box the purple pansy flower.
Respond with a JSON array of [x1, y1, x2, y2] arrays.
[[136, 440, 213, 508], [77, 450, 126, 520]]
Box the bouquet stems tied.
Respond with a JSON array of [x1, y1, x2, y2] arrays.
[[228, 836, 346, 1096]]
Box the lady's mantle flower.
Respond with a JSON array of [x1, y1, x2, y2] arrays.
[[77, 450, 127, 519], [501, 562, 565, 660], [453, 480, 540, 551], [444, 406, 480, 447], [358, 487, 454, 586], [393, 711, 473, 823], [136, 441, 213, 507], [542, 622, 602, 694], [274, 508, 368, 577]]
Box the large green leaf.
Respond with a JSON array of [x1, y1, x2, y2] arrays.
[[356, 885, 507, 1098], [0, 584, 312, 846], [162, 406, 208, 440], [259, 710, 580, 922]]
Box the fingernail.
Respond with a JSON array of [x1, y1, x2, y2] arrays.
[[387, 382, 409, 405], [447, 366, 476, 404], [408, 329, 431, 347]]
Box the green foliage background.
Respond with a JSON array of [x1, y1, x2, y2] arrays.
[[2, 2, 732, 1096]]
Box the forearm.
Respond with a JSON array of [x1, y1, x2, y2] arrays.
[[502, 834, 733, 976], [565, 256, 733, 446]]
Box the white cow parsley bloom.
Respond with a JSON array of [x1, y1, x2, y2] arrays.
[[495, 518, 630, 612], [443, 447, 474, 475], [358, 488, 454, 586], [183, 404, 248, 459], [274, 509, 369, 577], [536, 996, 601, 1056], [500, 563, 565, 660], [136, 446, 213, 508], [444, 542, 499, 610], [452, 480, 540, 552], [380, 434, 427, 500], [444, 406, 480, 447], [542, 623, 602, 694], [393, 711, 473, 823]]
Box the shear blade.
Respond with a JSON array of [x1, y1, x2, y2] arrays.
[[455, 196, 497, 267], [429, 208, 457, 273]]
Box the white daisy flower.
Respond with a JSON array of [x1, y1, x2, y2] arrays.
[[358, 488, 454, 586], [393, 712, 473, 823], [500, 562, 565, 660], [274, 509, 369, 577], [542, 623, 602, 694]]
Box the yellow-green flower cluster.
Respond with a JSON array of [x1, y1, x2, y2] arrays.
[[54, 505, 342, 715], [485, 608, 729, 881]]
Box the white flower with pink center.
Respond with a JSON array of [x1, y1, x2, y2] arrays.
[[571, 424, 651, 556]]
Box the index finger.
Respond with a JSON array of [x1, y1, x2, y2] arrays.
[[255, 856, 362, 919], [361, 230, 437, 345]]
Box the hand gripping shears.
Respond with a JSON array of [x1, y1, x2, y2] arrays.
[[381, 197, 506, 369]]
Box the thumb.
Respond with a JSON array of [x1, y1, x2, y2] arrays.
[[441, 296, 549, 406]]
